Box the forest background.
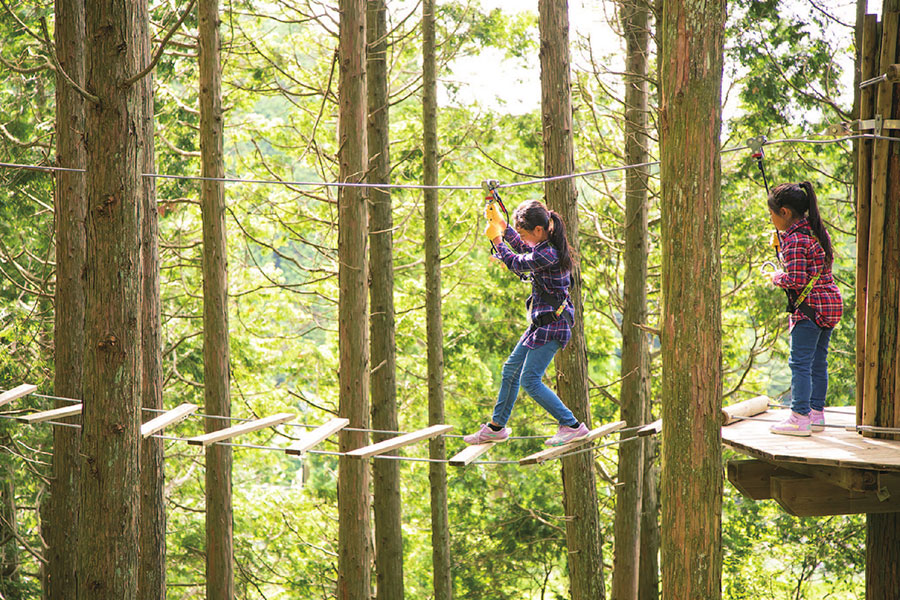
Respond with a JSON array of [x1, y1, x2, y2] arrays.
[[0, 0, 870, 598]]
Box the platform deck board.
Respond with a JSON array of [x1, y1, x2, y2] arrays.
[[721, 408, 900, 472]]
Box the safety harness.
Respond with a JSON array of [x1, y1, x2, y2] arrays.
[[771, 229, 822, 323], [483, 180, 572, 328]]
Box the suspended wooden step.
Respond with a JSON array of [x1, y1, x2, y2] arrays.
[[346, 424, 453, 459], [638, 395, 771, 436], [17, 404, 82, 424], [0, 384, 38, 408], [285, 418, 349, 456], [449, 442, 497, 467], [141, 403, 199, 438], [186, 413, 295, 446], [519, 421, 626, 466]]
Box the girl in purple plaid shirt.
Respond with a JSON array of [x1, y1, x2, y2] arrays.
[[463, 199, 590, 447], [766, 182, 843, 437]]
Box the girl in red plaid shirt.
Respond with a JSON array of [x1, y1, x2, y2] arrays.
[[463, 199, 590, 447], [767, 182, 842, 437]]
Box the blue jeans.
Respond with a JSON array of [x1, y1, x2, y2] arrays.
[[492, 339, 579, 428], [788, 319, 833, 415]]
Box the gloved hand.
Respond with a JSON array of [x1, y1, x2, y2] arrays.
[[484, 202, 507, 229], [484, 220, 505, 241]]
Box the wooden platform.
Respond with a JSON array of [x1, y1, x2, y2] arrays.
[[723, 408, 900, 516], [721, 408, 900, 472]]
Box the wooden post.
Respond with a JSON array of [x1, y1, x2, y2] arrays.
[[856, 14, 879, 423]]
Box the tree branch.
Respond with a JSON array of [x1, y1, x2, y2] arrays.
[[122, 0, 197, 88], [37, 17, 100, 104]]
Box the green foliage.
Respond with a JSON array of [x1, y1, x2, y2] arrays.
[[0, 0, 872, 598]]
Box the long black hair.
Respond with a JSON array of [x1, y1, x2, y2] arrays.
[[512, 199, 573, 272], [767, 181, 834, 265]]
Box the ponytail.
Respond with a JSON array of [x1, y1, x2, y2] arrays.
[[548, 212, 573, 272], [800, 181, 834, 265], [768, 181, 834, 265]]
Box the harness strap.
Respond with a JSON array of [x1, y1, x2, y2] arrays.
[[775, 226, 823, 323]]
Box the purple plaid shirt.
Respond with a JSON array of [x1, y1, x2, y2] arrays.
[[494, 226, 574, 349], [773, 217, 842, 330]]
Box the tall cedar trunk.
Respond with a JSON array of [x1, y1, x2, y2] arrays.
[[866, 3, 900, 591], [138, 0, 165, 594], [639, 437, 660, 600], [78, 0, 146, 596], [422, 1, 452, 598], [337, 1, 371, 598], [537, 2, 605, 598], [47, 0, 84, 596], [367, 1, 405, 598], [199, 0, 234, 597], [658, 2, 725, 599], [612, 1, 651, 598]]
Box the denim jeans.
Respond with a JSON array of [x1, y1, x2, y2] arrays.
[[788, 319, 833, 415], [492, 338, 579, 428]]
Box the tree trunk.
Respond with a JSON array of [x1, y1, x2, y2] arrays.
[[639, 437, 660, 600], [1, 467, 20, 593], [337, 1, 371, 599], [368, 1, 404, 598], [537, 2, 605, 598], [658, 1, 725, 599], [865, 5, 900, 593], [613, 1, 651, 598], [199, 0, 234, 597], [138, 0, 165, 594], [422, 1, 452, 598], [47, 0, 85, 596], [78, 0, 147, 596], [867, 513, 900, 597]]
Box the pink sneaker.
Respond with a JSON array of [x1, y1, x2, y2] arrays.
[[463, 423, 510, 445], [545, 422, 590, 446], [769, 411, 811, 437], [809, 409, 825, 432]]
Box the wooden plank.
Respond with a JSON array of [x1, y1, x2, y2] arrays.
[[726, 459, 804, 500], [186, 412, 295, 446], [637, 418, 661, 437], [771, 474, 900, 517], [0, 384, 38, 408], [722, 409, 900, 472], [346, 424, 453, 459], [17, 404, 82, 423], [856, 13, 879, 423], [449, 443, 496, 467], [519, 421, 626, 466], [141, 403, 199, 438], [285, 418, 350, 456]]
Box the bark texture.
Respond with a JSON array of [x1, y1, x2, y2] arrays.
[[78, 0, 146, 596], [613, 1, 651, 598], [538, 1, 605, 598], [423, 1, 452, 598], [199, 0, 234, 597], [48, 0, 85, 595], [337, 1, 371, 598], [138, 0, 165, 593], [658, 1, 725, 599], [367, 1, 405, 598]]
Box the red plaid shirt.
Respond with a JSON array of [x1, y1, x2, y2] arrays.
[[494, 226, 574, 349], [772, 217, 842, 330]]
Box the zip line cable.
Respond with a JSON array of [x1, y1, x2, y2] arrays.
[[2, 132, 898, 192]]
